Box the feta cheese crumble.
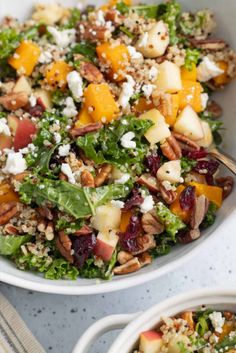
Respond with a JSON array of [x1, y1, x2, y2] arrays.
[[54, 132, 61, 144], [209, 311, 225, 333], [127, 46, 143, 60], [58, 144, 70, 157], [114, 173, 130, 184], [120, 131, 136, 149], [140, 195, 154, 213], [142, 84, 154, 98], [67, 71, 83, 101], [29, 94, 37, 107], [47, 27, 76, 48], [3, 152, 27, 175], [39, 50, 53, 64], [110, 200, 125, 209], [61, 163, 76, 184], [149, 66, 158, 81], [118, 75, 135, 109], [197, 57, 224, 82], [62, 97, 77, 118], [0, 118, 10, 136]]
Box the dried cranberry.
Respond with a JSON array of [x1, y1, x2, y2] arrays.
[[72, 234, 96, 268], [123, 188, 144, 211], [119, 215, 142, 253], [193, 159, 219, 183], [28, 98, 46, 117], [145, 153, 161, 176], [182, 148, 208, 160], [179, 186, 196, 211]]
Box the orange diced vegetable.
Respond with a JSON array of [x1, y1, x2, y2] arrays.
[[187, 182, 223, 208], [0, 183, 19, 203], [84, 83, 119, 123], [96, 43, 130, 81], [8, 41, 41, 76], [100, 0, 132, 9], [0, 134, 12, 151], [133, 97, 155, 114], [181, 64, 197, 81], [120, 210, 132, 232], [164, 93, 179, 126], [217, 322, 235, 342], [75, 106, 94, 128], [178, 80, 203, 113], [213, 61, 229, 86], [170, 185, 191, 223], [45, 61, 72, 89]]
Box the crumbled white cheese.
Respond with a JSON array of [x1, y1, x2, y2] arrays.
[[149, 66, 158, 81], [3, 152, 27, 175], [197, 57, 224, 82], [110, 200, 125, 209], [118, 75, 135, 109], [58, 144, 70, 157], [120, 131, 136, 149], [39, 50, 53, 64], [201, 93, 209, 110], [67, 71, 83, 101], [47, 26, 76, 48], [95, 10, 106, 26], [114, 173, 130, 184], [61, 163, 76, 184], [0, 118, 10, 136], [142, 84, 154, 98], [138, 32, 148, 48], [62, 97, 78, 118], [29, 94, 37, 107], [209, 312, 225, 333], [127, 46, 143, 60], [54, 132, 61, 144], [140, 195, 154, 213]]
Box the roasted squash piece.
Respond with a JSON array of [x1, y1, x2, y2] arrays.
[[45, 61, 72, 89]]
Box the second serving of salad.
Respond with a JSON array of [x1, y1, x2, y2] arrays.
[[0, 0, 235, 280]]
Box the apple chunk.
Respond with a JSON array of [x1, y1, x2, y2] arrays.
[[140, 109, 171, 146], [157, 160, 182, 183], [8, 115, 37, 151], [139, 330, 163, 353], [155, 61, 182, 93], [34, 88, 52, 109], [91, 203, 121, 232], [173, 105, 204, 141], [94, 230, 119, 261], [0, 134, 12, 151], [198, 120, 213, 147], [13, 76, 32, 95]]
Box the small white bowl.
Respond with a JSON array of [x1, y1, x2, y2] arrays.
[[73, 288, 236, 353], [0, 0, 235, 294]]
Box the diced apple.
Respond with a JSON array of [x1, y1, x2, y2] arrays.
[[168, 334, 191, 353], [173, 105, 204, 141], [91, 203, 121, 232], [139, 330, 163, 353], [136, 21, 169, 58], [198, 120, 213, 148], [13, 76, 32, 96], [8, 115, 37, 151], [111, 166, 124, 181], [34, 89, 52, 109], [7, 115, 19, 134], [94, 230, 119, 261], [140, 109, 171, 146], [157, 160, 182, 183], [0, 134, 12, 151], [155, 61, 182, 93]]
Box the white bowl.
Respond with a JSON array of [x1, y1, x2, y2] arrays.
[[73, 288, 236, 353], [0, 0, 235, 295]]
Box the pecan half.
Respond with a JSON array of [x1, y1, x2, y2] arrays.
[[4, 223, 19, 235], [131, 234, 156, 255], [37, 219, 47, 232], [0, 202, 19, 225], [178, 228, 201, 244], [55, 231, 74, 263], [77, 22, 111, 42], [113, 257, 141, 275], [37, 206, 53, 221], [117, 251, 134, 265], [172, 132, 200, 151], [189, 38, 227, 51], [207, 100, 223, 118], [81, 170, 95, 187], [159, 183, 177, 205], [160, 135, 182, 161], [190, 195, 209, 230], [138, 252, 152, 267], [141, 211, 164, 235], [216, 176, 234, 199], [105, 10, 123, 25], [70, 122, 102, 138], [80, 62, 104, 83], [94, 164, 112, 187], [0, 92, 28, 110]]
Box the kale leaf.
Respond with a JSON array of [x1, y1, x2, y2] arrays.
[[156, 202, 186, 239], [194, 309, 213, 336], [215, 334, 236, 352], [68, 42, 97, 62], [45, 259, 79, 280], [201, 202, 218, 229], [150, 233, 175, 258], [0, 234, 32, 255], [80, 251, 117, 280], [184, 48, 200, 71], [181, 157, 197, 174], [179, 10, 211, 36]]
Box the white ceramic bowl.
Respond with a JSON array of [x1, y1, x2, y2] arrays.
[[73, 288, 236, 353], [0, 0, 235, 295]]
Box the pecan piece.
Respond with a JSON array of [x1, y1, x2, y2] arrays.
[[77, 22, 111, 42], [172, 132, 200, 151], [80, 62, 104, 83], [138, 252, 152, 267], [37, 206, 53, 221], [81, 170, 95, 187], [178, 228, 201, 244], [131, 234, 156, 255], [216, 176, 234, 199], [105, 10, 123, 25], [207, 100, 222, 118], [137, 174, 159, 193], [0, 202, 19, 225], [189, 38, 227, 51], [180, 312, 195, 331], [55, 231, 74, 263], [141, 211, 164, 235], [0, 92, 28, 110], [117, 251, 134, 265], [94, 164, 112, 187], [113, 257, 141, 275], [159, 183, 177, 205], [70, 122, 102, 138], [37, 219, 47, 232], [190, 195, 209, 230], [4, 223, 19, 235], [160, 135, 182, 161]]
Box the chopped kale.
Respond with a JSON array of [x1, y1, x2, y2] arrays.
[[157, 0, 181, 45], [156, 202, 186, 240], [184, 48, 200, 70], [201, 202, 218, 229]]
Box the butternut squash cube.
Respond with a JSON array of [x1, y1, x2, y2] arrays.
[[8, 41, 41, 76], [213, 61, 229, 86], [133, 97, 155, 114], [84, 83, 119, 123], [178, 80, 203, 113], [187, 182, 223, 208], [170, 185, 191, 223], [75, 106, 94, 127], [45, 61, 72, 89], [181, 64, 197, 81]]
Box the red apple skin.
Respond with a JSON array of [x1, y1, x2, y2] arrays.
[[14, 119, 37, 151], [140, 330, 163, 341], [0, 133, 12, 151], [94, 239, 115, 262]]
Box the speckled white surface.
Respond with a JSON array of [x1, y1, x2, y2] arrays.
[[1, 221, 236, 353]]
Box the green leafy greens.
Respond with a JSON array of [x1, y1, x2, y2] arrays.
[[201, 202, 218, 229], [184, 48, 200, 71], [157, 0, 181, 45], [0, 235, 32, 255], [156, 202, 186, 239]]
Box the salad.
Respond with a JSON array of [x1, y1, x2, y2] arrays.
[[134, 308, 236, 353], [0, 0, 235, 280]]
